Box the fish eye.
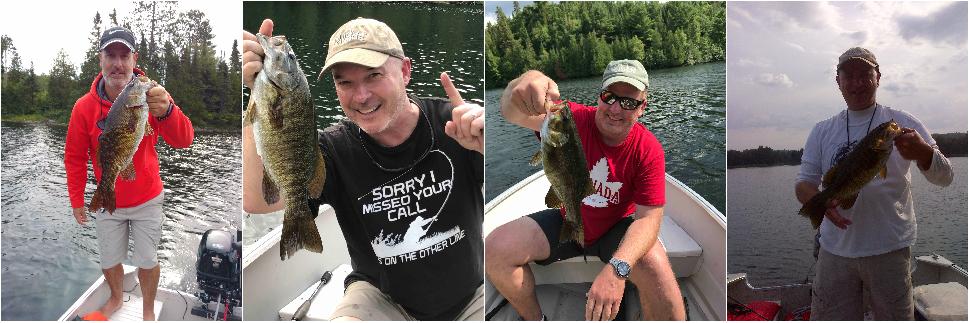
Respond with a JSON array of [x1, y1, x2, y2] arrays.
[[288, 53, 296, 60]]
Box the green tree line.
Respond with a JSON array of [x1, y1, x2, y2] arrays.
[[485, 1, 725, 88], [1, 2, 240, 129], [728, 133, 968, 168]]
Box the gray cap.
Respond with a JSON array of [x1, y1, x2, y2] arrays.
[[837, 47, 878, 69], [602, 60, 649, 91]]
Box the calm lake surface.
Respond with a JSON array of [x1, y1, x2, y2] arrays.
[[727, 158, 968, 286], [484, 62, 726, 213], [242, 2, 485, 244], [1, 122, 241, 320]]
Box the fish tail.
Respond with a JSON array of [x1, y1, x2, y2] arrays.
[[798, 193, 828, 229], [559, 217, 585, 247], [280, 204, 323, 260], [88, 185, 116, 215]]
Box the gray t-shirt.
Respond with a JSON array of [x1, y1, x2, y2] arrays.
[[796, 103, 953, 257]]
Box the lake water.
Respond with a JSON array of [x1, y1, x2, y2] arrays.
[[727, 158, 968, 286], [242, 2, 485, 243], [0, 122, 241, 320], [484, 62, 726, 213]]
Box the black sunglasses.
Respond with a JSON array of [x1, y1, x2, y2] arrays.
[[599, 90, 644, 110]]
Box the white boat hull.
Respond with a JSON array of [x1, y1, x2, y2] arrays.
[[484, 171, 726, 320]]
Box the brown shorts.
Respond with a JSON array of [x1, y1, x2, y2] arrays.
[[330, 281, 484, 321], [810, 246, 913, 321]]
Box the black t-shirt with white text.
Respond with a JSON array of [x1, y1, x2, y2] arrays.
[[315, 95, 484, 320]]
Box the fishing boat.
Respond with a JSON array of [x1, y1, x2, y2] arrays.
[[484, 171, 727, 321], [59, 229, 242, 321], [240, 170, 725, 320], [728, 254, 968, 320], [57, 265, 208, 321], [241, 205, 350, 321]]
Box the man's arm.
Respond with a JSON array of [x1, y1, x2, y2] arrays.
[[65, 101, 92, 225], [242, 124, 286, 214], [613, 204, 663, 267], [499, 70, 559, 132], [586, 204, 662, 321], [894, 127, 953, 187]]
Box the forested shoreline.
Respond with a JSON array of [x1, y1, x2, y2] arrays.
[[485, 1, 725, 88], [1, 2, 240, 129], [728, 133, 968, 168]]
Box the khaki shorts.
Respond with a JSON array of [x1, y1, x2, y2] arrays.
[[94, 192, 164, 269], [811, 246, 913, 321], [330, 281, 484, 321]]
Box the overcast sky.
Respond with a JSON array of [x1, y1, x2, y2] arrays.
[[1, 0, 240, 74], [727, 1, 968, 150]]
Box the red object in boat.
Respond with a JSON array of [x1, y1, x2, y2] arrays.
[[728, 301, 781, 321]]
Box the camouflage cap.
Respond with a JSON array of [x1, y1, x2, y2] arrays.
[[100, 26, 136, 52], [602, 60, 649, 91], [837, 47, 878, 69], [321, 18, 405, 74]]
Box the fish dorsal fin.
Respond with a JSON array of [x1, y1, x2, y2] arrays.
[[544, 187, 562, 209]]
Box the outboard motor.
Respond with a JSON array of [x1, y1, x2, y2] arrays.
[[192, 228, 242, 320]]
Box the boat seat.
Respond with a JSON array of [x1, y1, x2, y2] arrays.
[[279, 264, 354, 320], [557, 215, 702, 278], [914, 281, 967, 321], [109, 292, 162, 321]]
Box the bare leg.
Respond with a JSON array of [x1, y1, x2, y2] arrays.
[[484, 217, 550, 321], [99, 264, 125, 318], [138, 265, 161, 320], [629, 241, 685, 320]]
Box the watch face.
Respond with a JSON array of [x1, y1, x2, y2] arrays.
[[612, 259, 631, 277]]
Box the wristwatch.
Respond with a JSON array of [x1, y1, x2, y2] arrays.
[[609, 258, 631, 279]]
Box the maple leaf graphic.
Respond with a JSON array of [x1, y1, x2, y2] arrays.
[[582, 157, 622, 207]]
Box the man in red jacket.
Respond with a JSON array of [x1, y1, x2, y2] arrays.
[[64, 26, 194, 321]]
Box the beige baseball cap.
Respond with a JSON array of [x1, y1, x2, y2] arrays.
[[837, 47, 878, 69], [320, 18, 405, 75]]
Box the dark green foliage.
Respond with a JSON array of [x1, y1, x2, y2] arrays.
[[2, 4, 239, 129], [932, 133, 968, 157], [484, 1, 725, 88], [727, 147, 802, 168]]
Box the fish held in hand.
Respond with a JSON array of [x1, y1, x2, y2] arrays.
[[88, 75, 156, 214], [245, 34, 326, 260], [530, 102, 593, 246], [799, 120, 904, 229]]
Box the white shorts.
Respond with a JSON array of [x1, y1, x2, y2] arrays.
[[95, 192, 164, 269]]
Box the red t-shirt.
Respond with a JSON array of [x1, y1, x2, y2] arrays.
[[64, 69, 195, 209], [562, 102, 665, 246]]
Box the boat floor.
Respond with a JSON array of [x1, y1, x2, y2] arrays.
[[108, 292, 162, 321], [488, 278, 699, 321]]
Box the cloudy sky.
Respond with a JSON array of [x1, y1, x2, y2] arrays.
[[727, 1, 967, 150], [1, 0, 240, 74]]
